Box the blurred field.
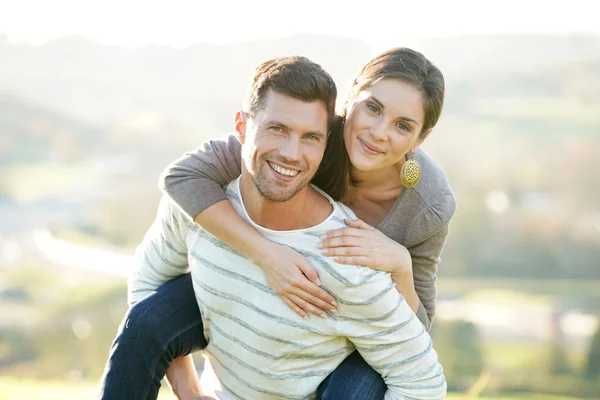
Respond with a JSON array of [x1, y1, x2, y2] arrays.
[[0, 379, 588, 400], [0, 379, 177, 399], [440, 278, 600, 299], [1, 33, 599, 400]]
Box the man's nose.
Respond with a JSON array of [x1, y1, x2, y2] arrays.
[[279, 137, 302, 162]]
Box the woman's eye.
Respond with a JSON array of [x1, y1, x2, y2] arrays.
[[366, 103, 380, 114], [396, 122, 410, 132], [270, 126, 284, 132]]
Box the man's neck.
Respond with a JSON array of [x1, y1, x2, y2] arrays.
[[239, 176, 332, 231]]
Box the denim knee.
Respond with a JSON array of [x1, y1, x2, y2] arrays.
[[116, 296, 168, 356]]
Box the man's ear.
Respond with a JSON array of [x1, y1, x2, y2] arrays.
[[234, 111, 246, 144]]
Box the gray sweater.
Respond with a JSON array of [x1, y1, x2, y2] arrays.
[[160, 134, 456, 330]]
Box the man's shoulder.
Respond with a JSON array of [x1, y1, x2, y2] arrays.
[[311, 185, 358, 221], [224, 178, 242, 202]]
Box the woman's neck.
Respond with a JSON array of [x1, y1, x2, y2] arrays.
[[350, 162, 402, 191], [347, 164, 404, 226]]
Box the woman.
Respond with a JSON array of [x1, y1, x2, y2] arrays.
[[101, 47, 455, 399]]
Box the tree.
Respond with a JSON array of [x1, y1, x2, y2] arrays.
[[547, 310, 570, 375], [584, 323, 600, 380], [432, 320, 485, 391]]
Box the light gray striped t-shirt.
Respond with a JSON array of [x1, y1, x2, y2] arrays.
[[129, 178, 446, 400]]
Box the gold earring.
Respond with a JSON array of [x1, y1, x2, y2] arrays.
[[401, 152, 421, 188]]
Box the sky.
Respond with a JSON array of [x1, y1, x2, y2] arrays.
[[0, 0, 598, 49]]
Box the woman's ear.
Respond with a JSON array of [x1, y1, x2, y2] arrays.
[[234, 111, 246, 144], [414, 128, 433, 151]]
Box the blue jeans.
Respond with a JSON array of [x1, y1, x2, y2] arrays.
[[98, 273, 385, 400]]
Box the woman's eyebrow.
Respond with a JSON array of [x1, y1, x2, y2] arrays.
[[370, 95, 419, 125], [369, 96, 386, 110]]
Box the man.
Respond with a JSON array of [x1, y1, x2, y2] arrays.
[[122, 56, 446, 399]]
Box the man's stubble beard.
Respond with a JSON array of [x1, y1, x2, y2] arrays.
[[248, 160, 312, 203]]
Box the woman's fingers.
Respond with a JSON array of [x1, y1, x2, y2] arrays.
[[291, 283, 337, 313], [344, 218, 375, 230], [319, 235, 365, 249], [293, 255, 336, 306], [287, 294, 330, 319], [321, 227, 363, 239], [321, 245, 368, 257], [294, 255, 322, 286], [331, 255, 372, 267], [294, 279, 337, 309], [281, 296, 310, 320]]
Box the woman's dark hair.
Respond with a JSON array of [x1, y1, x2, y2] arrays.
[[311, 47, 445, 202]]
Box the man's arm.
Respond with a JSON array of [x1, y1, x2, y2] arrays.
[[128, 195, 190, 304], [127, 196, 210, 398], [338, 273, 447, 399]]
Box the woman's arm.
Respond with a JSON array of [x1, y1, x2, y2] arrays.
[[159, 135, 337, 317], [318, 219, 421, 315], [159, 134, 243, 219], [319, 201, 454, 331], [405, 223, 451, 329], [194, 200, 337, 317]]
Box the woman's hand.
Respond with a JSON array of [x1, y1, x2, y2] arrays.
[[318, 219, 413, 277], [256, 242, 338, 320]]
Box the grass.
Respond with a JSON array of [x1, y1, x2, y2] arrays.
[[0, 379, 177, 400], [447, 396, 586, 400], [0, 379, 588, 400]]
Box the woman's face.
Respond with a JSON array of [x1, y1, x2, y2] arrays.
[[343, 78, 427, 173]]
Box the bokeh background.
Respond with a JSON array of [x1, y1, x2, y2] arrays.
[[1, 1, 599, 399]]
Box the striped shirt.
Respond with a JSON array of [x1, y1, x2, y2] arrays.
[[129, 178, 446, 400]]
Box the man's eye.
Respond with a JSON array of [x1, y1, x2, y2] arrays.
[[270, 126, 284, 132], [306, 134, 319, 141]]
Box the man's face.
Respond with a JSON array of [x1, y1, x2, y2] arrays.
[[237, 90, 329, 202]]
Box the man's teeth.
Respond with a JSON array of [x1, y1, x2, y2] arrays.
[[269, 162, 299, 177]]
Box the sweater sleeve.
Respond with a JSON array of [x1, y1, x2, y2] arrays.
[[159, 134, 243, 220], [406, 191, 456, 331], [128, 195, 191, 305], [337, 272, 446, 399]]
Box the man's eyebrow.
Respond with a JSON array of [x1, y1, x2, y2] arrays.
[[306, 131, 327, 138], [369, 96, 419, 126], [265, 120, 327, 137], [264, 119, 288, 128]]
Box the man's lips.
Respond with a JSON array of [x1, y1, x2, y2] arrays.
[[358, 138, 384, 155], [267, 161, 300, 178]]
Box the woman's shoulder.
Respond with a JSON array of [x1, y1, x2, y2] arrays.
[[400, 149, 457, 233], [413, 148, 453, 200]]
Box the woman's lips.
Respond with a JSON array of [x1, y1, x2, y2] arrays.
[[358, 138, 383, 155]]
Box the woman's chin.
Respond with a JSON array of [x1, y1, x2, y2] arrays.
[[349, 155, 382, 173]]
